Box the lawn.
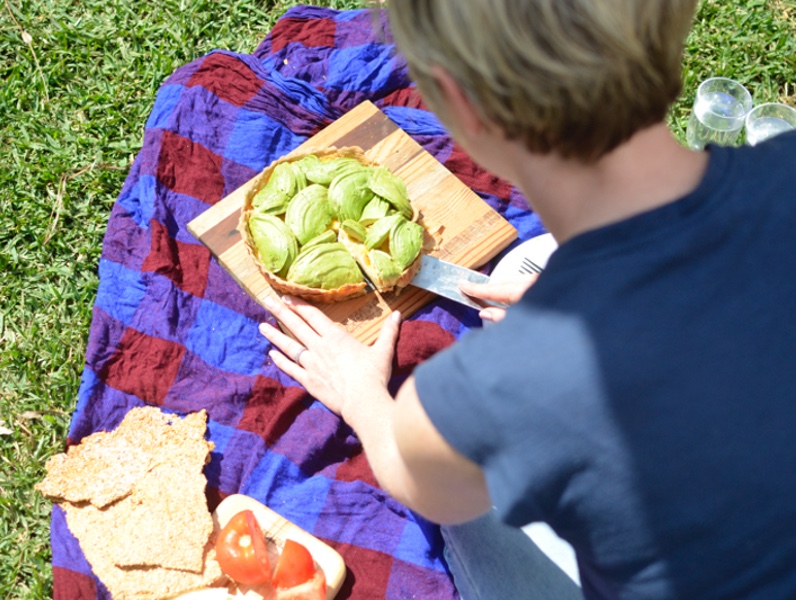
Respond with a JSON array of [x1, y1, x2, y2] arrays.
[[0, 0, 794, 598]]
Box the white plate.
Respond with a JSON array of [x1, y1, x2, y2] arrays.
[[490, 233, 558, 282]]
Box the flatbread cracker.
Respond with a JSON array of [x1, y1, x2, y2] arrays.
[[37, 407, 223, 599]]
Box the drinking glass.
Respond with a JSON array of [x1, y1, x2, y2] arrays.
[[686, 78, 753, 150], [745, 102, 796, 146]]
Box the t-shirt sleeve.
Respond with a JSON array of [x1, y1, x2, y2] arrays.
[[413, 327, 503, 465], [413, 305, 611, 527]]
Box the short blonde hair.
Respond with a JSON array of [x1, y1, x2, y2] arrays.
[[387, 0, 698, 162]]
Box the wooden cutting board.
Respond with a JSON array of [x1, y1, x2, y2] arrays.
[[187, 101, 517, 344]]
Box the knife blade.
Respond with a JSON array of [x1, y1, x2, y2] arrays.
[[410, 254, 507, 310]]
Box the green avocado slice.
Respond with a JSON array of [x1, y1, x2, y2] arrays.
[[286, 242, 365, 289]]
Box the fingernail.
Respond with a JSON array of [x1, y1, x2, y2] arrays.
[[392, 310, 402, 322], [283, 295, 293, 305], [479, 311, 493, 322], [265, 297, 275, 308], [258, 323, 269, 335]]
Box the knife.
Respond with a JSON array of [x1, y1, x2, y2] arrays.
[[410, 254, 508, 310]]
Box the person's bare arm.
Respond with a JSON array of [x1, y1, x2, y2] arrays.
[[259, 295, 490, 524]]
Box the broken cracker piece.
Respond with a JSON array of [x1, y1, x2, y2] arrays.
[[35, 430, 150, 508]]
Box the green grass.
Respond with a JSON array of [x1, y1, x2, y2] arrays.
[[0, 0, 793, 598]]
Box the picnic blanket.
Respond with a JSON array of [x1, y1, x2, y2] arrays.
[[49, 6, 545, 599]]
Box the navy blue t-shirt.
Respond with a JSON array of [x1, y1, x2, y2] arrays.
[[415, 131, 796, 599]]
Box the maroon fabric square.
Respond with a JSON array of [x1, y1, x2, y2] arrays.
[[327, 542, 395, 599], [141, 219, 211, 298], [394, 321, 455, 374], [186, 52, 264, 108], [156, 130, 226, 204], [335, 449, 379, 489], [53, 566, 97, 600], [101, 328, 186, 406], [444, 143, 513, 201], [270, 17, 337, 54], [379, 87, 426, 110], [237, 376, 311, 446], [206, 486, 230, 514]]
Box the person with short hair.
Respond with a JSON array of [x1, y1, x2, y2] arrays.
[[259, 1, 796, 598]]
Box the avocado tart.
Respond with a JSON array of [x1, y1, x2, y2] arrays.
[[240, 147, 428, 304]]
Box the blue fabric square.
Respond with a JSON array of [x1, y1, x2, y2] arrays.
[[206, 418, 236, 456], [204, 419, 241, 489], [223, 108, 305, 171], [71, 369, 102, 440], [393, 514, 447, 570], [267, 69, 330, 117], [51, 507, 96, 573], [326, 44, 407, 94], [505, 205, 546, 242], [117, 174, 156, 229], [333, 7, 367, 22], [185, 299, 267, 375], [146, 84, 184, 130], [212, 429, 269, 493], [130, 274, 203, 345], [95, 259, 148, 325], [313, 480, 412, 554], [382, 106, 448, 137], [242, 455, 333, 534]]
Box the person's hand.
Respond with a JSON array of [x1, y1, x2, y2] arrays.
[[459, 274, 538, 323], [258, 295, 401, 418]]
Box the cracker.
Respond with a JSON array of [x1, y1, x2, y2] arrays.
[[37, 406, 223, 599]]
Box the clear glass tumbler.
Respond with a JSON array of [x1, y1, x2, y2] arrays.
[[686, 78, 753, 150], [745, 102, 796, 146]]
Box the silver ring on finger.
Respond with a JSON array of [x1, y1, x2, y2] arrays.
[[292, 346, 307, 366]]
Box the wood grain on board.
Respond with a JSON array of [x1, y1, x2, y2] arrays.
[[187, 101, 517, 344]]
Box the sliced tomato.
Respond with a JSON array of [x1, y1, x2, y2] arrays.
[[215, 510, 272, 586], [272, 539, 317, 589], [274, 569, 326, 600]]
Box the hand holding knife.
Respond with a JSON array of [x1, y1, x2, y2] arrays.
[[409, 254, 540, 322]]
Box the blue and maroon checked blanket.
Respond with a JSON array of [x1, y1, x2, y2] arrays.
[[49, 6, 545, 599]]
